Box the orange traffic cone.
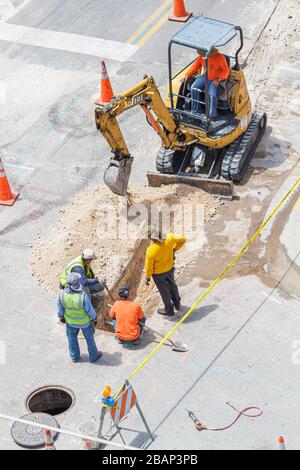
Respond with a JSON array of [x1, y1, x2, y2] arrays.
[[0, 158, 19, 206], [169, 0, 192, 22], [95, 60, 114, 106], [278, 436, 286, 450], [44, 429, 56, 450]]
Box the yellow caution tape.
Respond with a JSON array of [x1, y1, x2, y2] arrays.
[[115, 177, 300, 393]]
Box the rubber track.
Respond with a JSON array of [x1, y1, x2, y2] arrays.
[[156, 148, 181, 174], [221, 112, 267, 182]]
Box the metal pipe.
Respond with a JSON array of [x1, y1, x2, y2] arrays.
[[168, 42, 174, 109], [0, 413, 138, 451], [205, 54, 210, 128], [234, 26, 244, 70]]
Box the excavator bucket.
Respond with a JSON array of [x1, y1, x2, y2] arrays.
[[104, 156, 134, 196]]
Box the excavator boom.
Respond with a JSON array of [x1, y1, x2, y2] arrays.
[[95, 76, 180, 195]]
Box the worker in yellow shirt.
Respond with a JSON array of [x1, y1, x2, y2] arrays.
[[145, 229, 186, 317]]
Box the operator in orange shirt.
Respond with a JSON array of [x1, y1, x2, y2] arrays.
[[110, 285, 146, 345], [185, 48, 230, 119]]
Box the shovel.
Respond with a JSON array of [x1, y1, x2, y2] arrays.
[[141, 291, 189, 352], [143, 324, 189, 353], [105, 320, 188, 353], [103, 282, 116, 303]]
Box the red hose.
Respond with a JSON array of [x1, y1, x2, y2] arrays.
[[195, 402, 263, 432]]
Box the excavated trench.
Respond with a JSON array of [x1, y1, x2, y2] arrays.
[[31, 184, 221, 333], [95, 238, 153, 332]]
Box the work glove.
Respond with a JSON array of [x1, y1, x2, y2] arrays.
[[97, 277, 107, 286], [145, 278, 150, 286], [93, 320, 98, 327], [59, 317, 66, 325]]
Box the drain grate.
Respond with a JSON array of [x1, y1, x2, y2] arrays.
[[26, 386, 75, 416], [11, 413, 59, 449]]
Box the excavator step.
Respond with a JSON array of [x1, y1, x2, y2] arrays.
[[147, 172, 234, 199]]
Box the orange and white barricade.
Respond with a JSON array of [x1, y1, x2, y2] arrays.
[[97, 381, 153, 449], [110, 384, 137, 425]]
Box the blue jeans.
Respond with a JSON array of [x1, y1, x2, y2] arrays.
[[84, 282, 105, 298], [191, 76, 218, 117], [66, 323, 99, 363]]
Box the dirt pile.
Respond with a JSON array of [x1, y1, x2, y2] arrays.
[[31, 184, 221, 301]]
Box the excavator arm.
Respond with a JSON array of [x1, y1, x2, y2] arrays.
[[95, 75, 180, 195]]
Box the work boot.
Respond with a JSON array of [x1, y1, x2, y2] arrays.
[[174, 303, 182, 312], [90, 351, 103, 363], [72, 357, 81, 364], [157, 307, 174, 317]]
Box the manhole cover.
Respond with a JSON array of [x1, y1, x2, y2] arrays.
[[26, 386, 75, 416], [11, 413, 59, 449]]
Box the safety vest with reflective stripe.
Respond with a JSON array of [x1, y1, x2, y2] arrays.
[[60, 291, 90, 326], [60, 256, 92, 288]]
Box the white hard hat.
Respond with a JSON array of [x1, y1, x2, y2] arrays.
[[82, 249, 97, 260]]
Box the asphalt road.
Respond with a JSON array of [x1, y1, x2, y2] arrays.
[[0, 0, 299, 450]]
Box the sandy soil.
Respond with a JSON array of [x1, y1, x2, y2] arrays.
[[31, 184, 221, 309]]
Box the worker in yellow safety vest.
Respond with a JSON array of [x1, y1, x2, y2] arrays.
[[58, 272, 103, 363], [60, 249, 105, 306]]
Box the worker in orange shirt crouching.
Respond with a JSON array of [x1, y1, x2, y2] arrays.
[[109, 286, 146, 345]]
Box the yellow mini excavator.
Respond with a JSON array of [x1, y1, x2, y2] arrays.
[[95, 16, 267, 198]]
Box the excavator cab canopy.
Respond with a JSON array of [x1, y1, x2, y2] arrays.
[[169, 16, 242, 55], [168, 16, 244, 128]]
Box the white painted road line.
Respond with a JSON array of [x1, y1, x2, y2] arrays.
[[4, 162, 35, 171], [0, 0, 14, 22], [290, 293, 300, 303], [261, 291, 282, 305], [0, 23, 139, 61], [0, 0, 32, 23]]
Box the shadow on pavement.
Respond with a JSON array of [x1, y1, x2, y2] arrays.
[[169, 304, 219, 324], [80, 351, 123, 366], [129, 431, 155, 449], [122, 330, 157, 351]]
